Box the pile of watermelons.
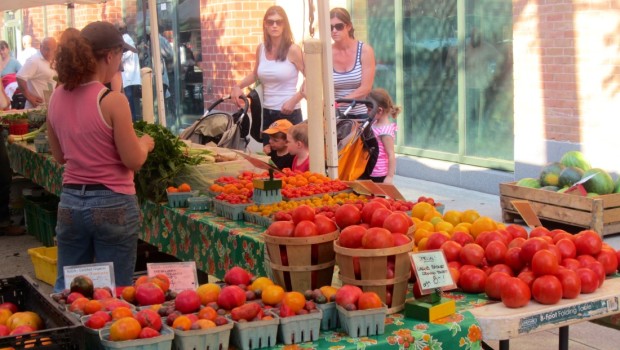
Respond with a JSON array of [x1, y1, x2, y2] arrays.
[[516, 151, 619, 196]]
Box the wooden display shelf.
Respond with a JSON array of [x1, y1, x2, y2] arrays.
[[499, 182, 620, 237]]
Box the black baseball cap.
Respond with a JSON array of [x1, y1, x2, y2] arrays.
[[81, 21, 137, 53]]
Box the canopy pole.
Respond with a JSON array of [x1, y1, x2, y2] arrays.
[[317, 0, 338, 179], [141, 67, 154, 123], [304, 39, 325, 174], [148, 0, 166, 126]]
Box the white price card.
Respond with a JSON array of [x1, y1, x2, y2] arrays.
[[64, 262, 115, 296], [409, 250, 456, 295], [147, 262, 198, 292]]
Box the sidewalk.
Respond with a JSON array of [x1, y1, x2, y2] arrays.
[[2, 175, 619, 349]]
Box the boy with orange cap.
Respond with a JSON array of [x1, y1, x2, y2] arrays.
[[262, 119, 294, 170]]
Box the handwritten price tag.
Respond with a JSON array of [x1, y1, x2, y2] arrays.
[[147, 262, 199, 292], [64, 262, 115, 296], [409, 250, 456, 295]]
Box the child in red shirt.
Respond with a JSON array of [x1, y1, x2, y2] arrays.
[[286, 122, 309, 172]]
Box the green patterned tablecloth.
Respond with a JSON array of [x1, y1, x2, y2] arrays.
[[7, 141, 485, 350]]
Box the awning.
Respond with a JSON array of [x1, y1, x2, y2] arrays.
[[0, 0, 104, 12]]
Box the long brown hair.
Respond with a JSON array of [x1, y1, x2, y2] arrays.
[[330, 7, 355, 39], [369, 88, 401, 119], [263, 6, 294, 62]]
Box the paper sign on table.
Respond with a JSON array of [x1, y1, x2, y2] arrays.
[[510, 200, 543, 228], [231, 149, 282, 173], [357, 180, 388, 196], [64, 262, 115, 296], [409, 250, 456, 295], [376, 183, 406, 200], [343, 181, 372, 195], [147, 262, 199, 292]]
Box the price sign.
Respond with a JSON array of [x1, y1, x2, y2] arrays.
[[147, 262, 199, 292], [409, 250, 456, 295], [64, 262, 115, 296]]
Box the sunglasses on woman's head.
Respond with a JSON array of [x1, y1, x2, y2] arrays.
[[265, 19, 283, 27], [331, 23, 345, 31]]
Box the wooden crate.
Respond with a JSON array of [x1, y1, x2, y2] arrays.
[[499, 182, 620, 237]]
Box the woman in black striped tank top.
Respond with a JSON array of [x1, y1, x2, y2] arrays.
[[330, 7, 376, 119]]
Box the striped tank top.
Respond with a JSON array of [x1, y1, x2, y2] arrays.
[[333, 41, 366, 116]]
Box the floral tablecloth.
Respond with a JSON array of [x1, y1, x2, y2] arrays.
[[7, 141, 485, 349]]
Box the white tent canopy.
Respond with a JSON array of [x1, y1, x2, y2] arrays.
[[0, 0, 104, 12]]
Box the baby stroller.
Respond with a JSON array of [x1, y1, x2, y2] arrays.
[[336, 99, 379, 181], [179, 95, 250, 150]]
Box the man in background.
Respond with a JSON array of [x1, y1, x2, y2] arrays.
[[17, 35, 37, 65], [16, 37, 57, 108], [117, 21, 142, 121]]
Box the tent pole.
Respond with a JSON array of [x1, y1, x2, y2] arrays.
[[148, 0, 166, 127], [317, 0, 338, 179]]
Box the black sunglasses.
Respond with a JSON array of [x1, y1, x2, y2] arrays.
[[265, 19, 283, 27], [331, 23, 345, 32]]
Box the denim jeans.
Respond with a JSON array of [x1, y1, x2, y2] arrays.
[[54, 188, 139, 292], [262, 108, 303, 145], [124, 85, 141, 122]]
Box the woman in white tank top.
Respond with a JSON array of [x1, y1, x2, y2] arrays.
[[231, 6, 305, 148], [330, 7, 376, 119]]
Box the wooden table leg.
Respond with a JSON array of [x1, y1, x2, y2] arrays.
[[559, 326, 569, 350]]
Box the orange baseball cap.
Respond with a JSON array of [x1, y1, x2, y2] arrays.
[[262, 119, 293, 134]]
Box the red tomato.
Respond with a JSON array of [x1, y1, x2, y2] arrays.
[[555, 238, 577, 260], [334, 204, 361, 229], [459, 243, 485, 267], [576, 268, 599, 294], [505, 224, 528, 240], [519, 238, 549, 265], [531, 249, 559, 276], [440, 241, 463, 262], [532, 275, 562, 305], [576, 254, 597, 267], [504, 247, 524, 273], [452, 231, 474, 246], [369, 208, 393, 228], [426, 232, 450, 250], [485, 272, 511, 300], [360, 201, 387, 224], [529, 226, 551, 238], [291, 205, 315, 224], [596, 249, 619, 275], [447, 261, 462, 271], [485, 240, 508, 265], [459, 268, 487, 293], [490, 264, 514, 276], [508, 237, 526, 249], [500, 277, 531, 308], [266, 221, 295, 237], [586, 262, 606, 287], [556, 269, 581, 299], [382, 212, 410, 234], [574, 230, 602, 256], [338, 225, 367, 248], [293, 220, 318, 237], [552, 232, 574, 244], [313, 214, 337, 235], [517, 270, 536, 289], [561, 258, 581, 271]]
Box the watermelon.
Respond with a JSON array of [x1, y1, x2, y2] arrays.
[[582, 168, 614, 195], [560, 151, 591, 171], [558, 166, 584, 188], [540, 185, 560, 192], [615, 177, 620, 193], [516, 177, 541, 188], [539, 162, 565, 187], [557, 187, 569, 193]]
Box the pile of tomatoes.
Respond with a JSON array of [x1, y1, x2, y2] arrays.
[[432, 225, 617, 308]]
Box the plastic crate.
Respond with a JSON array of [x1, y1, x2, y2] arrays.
[[213, 200, 251, 221], [166, 190, 197, 208], [316, 302, 339, 330], [187, 196, 212, 211], [336, 304, 387, 337], [172, 320, 233, 350], [99, 324, 174, 350], [230, 316, 279, 350], [23, 195, 59, 247], [275, 309, 322, 345], [0, 274, 81, 350], [27, 246, 58, 286], [243, 211, 273, 228]]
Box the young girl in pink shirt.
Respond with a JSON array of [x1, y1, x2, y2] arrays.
[[368, 88, 400, 184]]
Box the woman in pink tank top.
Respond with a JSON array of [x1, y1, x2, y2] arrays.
[[47, 22, 154, 292]]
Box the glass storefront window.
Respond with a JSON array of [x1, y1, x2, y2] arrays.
[[366, 0, 514, 169]]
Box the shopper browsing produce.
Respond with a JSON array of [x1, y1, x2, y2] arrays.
[[47, 22, 154, 292]]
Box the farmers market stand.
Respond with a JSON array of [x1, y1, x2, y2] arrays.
[[7, 141, 620, 349]]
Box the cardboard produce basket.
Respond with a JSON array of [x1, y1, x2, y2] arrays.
[[0, 274, 81, 350], [499, 182, 620, 236]]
